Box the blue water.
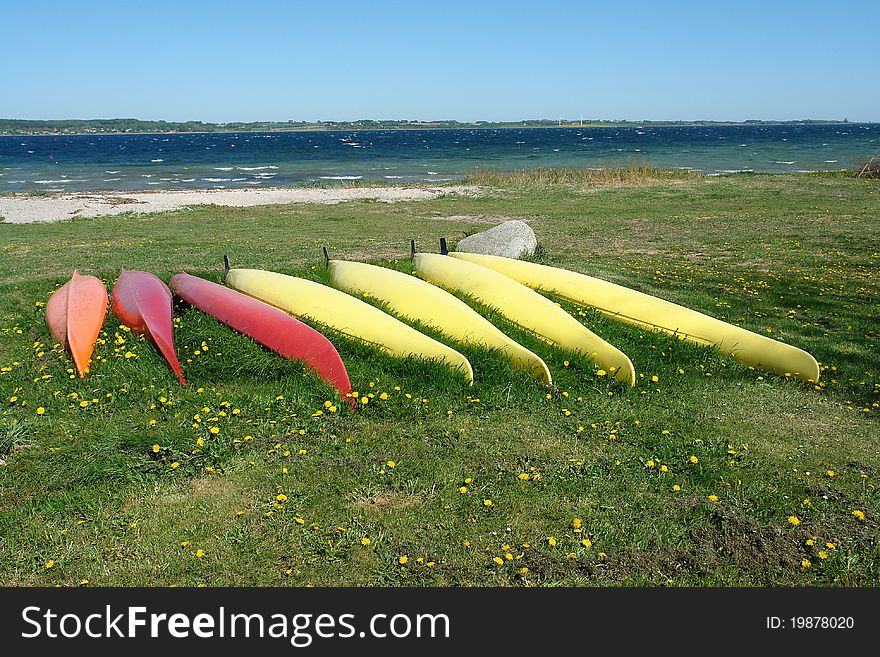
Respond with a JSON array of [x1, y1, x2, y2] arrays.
[[0, 124, 876, 192]]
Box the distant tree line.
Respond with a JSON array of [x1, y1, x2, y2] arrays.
[[0, 117, 858, 136]]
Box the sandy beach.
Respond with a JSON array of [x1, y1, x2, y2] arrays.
[[0, 185, 478, 224]]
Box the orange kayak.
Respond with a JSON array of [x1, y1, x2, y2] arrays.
[[45, 270, 109, 377], [111, 270, 187, 385]]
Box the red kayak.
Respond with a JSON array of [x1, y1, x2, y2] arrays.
[[169, 272, 353, 405], [111, 270, 186, 384], [45, 270, 108, 377]]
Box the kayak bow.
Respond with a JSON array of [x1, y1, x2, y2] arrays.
[[45, 270, 108, 377], [329, 259, 551, 384], [170, 272, 353, 403], [226, 267, 474, 382], [111, 270, 186, 384]]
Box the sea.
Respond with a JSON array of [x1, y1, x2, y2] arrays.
[[0, 123, 876, 193]]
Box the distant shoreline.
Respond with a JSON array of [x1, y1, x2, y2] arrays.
[[1, 119, 869, 138]]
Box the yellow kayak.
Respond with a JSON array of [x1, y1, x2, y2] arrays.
[[449, 252, 820, 382], [413, 254, 636, 385], [226, 268, 473, 382], [329, 259, 552, 384]]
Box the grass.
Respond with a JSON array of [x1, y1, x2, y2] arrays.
[[0, 170, 878, 587], [462, 162, 702, 189]]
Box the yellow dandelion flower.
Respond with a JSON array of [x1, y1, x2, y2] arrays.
[[483, 499, 493, 507], [689, 455, 699, 464], [708, 494, 718, 502], [852, 510, 865, 520], [195, 549, 205, 558], [386, 460, 396, 468], [36, 407, 45, 415], [596, 369, 607, 377], [581, 539, 592, 548], [398, 556, 408, 565], [801, 558, 811, 569], [360, 538, 371, 546], [170, 462, 180, 469], [492, 556, 504, 565], [276, 493, 287, 502], [151, 444, 161, 453], [44, 560, 55, 569], [546, 536, 557, 546], [787, 516, 801, 526], [209, 426, 220, 434], [818, 551, 829, 559], [572, 518, 582, 530]]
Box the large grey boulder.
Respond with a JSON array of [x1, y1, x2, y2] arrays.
[[455, 220, 537, 259]]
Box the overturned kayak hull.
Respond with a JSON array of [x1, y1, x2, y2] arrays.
[[450, 252, 820, 382], [45, 270, 108, 377], [329, 259, 551, 384], [413, 253, 636, 385], [170, 272, 353, 402], [111, 270, 186, 384], [226, 268, 473, 383]]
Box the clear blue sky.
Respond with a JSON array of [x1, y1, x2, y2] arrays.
[[3, 0, 877, 122]]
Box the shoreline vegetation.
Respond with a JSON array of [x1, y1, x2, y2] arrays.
[[0, 117, 865, 137], [0, 167, 868, 223], [0, 166, 869, 226]]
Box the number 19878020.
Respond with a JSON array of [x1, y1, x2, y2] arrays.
[[767, 616, 854, 629]]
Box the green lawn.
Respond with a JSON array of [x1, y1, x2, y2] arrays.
[[1, 171, 878, 586]]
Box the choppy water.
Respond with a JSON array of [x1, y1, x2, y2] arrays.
[[0, 123, 876, 192]]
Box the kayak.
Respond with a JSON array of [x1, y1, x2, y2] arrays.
[[413, 254, 636, 385], [169, 272, 353, 403], [45, 270, 108, 377], [226, 267, 474, 382], [329, 259, 552, 384], [449, 252, 820, 382], [111, 270, 186, 384]]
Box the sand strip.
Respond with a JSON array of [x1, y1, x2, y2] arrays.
[[0, 185, 479, 224]]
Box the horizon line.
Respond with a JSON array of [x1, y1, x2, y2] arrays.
[[1, 116, 872, 125]]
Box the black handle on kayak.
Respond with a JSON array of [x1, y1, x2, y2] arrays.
[[223, 254, 231, 280], [440, 237, 448, 255], [322, 246, 330, 267], [410, 239, 417, 259]]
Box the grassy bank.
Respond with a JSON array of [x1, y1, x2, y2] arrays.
[[0, 171, 877, 586]]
